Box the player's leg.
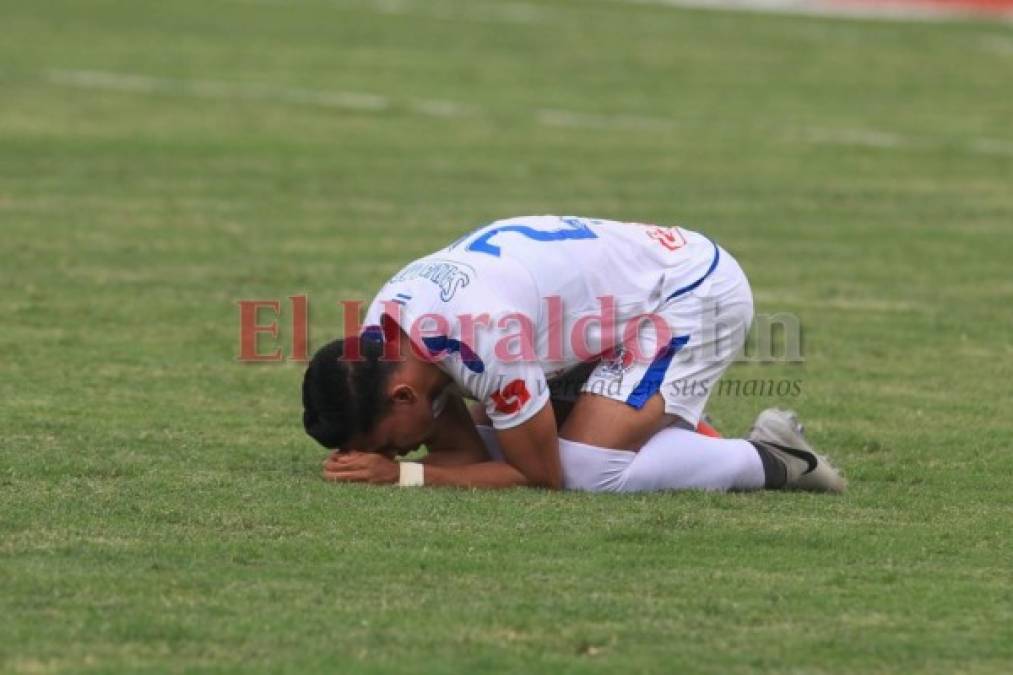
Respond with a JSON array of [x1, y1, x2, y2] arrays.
[[470, 388, 841, 493], [557, 247, 843, 493], [561, 242, 756, 447], [544, 360, 721, 436], [560, 418, 765, 492], [557, 392, 773, 492], [474, 404, 842, 493], [471, 396, 769, 492]]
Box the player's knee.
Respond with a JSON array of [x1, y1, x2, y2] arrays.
[[558, 438, 631, 492]]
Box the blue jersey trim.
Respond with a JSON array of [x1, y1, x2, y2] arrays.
[[665, 239, 720, 303], [624, 335, 691, 410], [421, 335, 486, 374]]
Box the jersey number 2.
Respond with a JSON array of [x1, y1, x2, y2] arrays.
[[464, 217, 598, 257]]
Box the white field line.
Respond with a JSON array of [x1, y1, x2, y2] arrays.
[[49, 69, 477, 120], [615, 0, 1013, 23], [228, 0, 1011, 24], [45, 69, 1013, 158], [536, 108, 677, 131], [44, 68, 675, 130], [408, 98, 480, 118], [47, 69, 391, 112], [366, 0, 548, 23]]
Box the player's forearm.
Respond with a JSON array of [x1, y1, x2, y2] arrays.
[[420, 443, 489, 466], [418, 461, 531, 489], [421, 396, 494, 465]]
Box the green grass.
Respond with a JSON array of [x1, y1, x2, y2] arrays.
[[2, 0, 1012, 672]]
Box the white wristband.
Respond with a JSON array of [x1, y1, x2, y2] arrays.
[[398, 461, 425, 487]]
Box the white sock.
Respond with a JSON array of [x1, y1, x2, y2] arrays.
[[559, 429, 764, 493], [476, 424, 764, 493]]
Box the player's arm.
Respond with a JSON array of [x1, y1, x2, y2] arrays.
[[320, 394, 547, 488], [419, 394, 492, 466], [321, 446, 532, 488], [322, 400, 561, 489], [422, 401, 560, 489]]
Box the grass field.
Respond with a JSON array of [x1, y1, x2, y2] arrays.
[[2, 0, 1012, 672]]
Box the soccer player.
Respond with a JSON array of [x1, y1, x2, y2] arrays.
[[302, 215, 845, 493]]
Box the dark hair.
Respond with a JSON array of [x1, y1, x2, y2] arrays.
[[301, 336, 398, 449]]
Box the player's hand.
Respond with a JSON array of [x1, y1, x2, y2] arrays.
[[321, 450, 398, 485]]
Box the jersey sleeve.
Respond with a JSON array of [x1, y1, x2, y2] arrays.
[[477, 360, 551, 430], [363, 254, 549, 430]]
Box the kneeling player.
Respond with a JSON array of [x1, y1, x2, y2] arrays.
[[302, 215, 845, 493]]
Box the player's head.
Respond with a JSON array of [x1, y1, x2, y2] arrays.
[[302, 334, 436, 457]]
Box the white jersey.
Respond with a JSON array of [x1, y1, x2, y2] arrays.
[[363, 215, 721, 430]]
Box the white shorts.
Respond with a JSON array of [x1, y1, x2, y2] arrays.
[[548, 246, 753, 427]]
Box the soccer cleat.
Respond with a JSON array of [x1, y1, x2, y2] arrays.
[[747, 408, 847, 493]]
